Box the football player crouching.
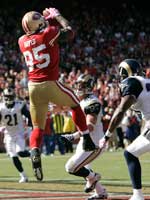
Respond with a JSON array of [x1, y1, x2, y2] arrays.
[[61, 74, 108, 200], [0, 88, 32, 183]]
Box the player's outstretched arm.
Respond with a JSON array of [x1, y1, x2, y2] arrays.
[[43, 7, 74, 40]]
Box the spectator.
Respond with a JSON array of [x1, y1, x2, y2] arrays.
[[52, 110, 65, 155], [42, 111, 54, 156], [122, 110, 141, 146], [63, 110, 76, 153]]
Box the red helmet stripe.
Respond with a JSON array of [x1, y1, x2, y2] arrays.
[[22, 18, 30, 33]]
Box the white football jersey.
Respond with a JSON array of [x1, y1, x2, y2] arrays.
[[80, 94, 104, 145], [0, 101, 26, 137], [131, 76, 150, 121]]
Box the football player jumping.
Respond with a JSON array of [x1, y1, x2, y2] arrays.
[[18, 7, 96, 181], [61, 74, 108, 200], [99, 59, 149, 200], [0, 88, 31, 183]]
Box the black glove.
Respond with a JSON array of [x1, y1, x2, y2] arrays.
[[82, 134, 96, 151]]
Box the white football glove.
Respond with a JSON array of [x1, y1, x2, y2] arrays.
[[99, 130, 112, 149], [99, 136, 108, 149], [45, 8, 61, 19]]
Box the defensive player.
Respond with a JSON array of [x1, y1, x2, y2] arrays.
[[0, 88, 31, 183], [61, 74, 108, 200], [99, 59, 149, 200], [18, 7, 96, 181]]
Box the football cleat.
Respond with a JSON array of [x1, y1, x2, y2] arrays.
[[129, 194, 144, 200], [30, 148, 43, 181], [33, 167, 43, 181], [61, 134, 74, 143], [19, 176, 28, 183], [87, 189, 108, 200], [84, 173, 101, 193]]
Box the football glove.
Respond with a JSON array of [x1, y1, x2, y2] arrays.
[[44, 8, 61, 20], [99, 136, 108, 149], [82, 134, 96, 151], [99, 130, 112, 149]]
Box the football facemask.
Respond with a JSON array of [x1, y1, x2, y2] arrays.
[[75, 74, 95, 96], [3, 88, 15, 108]]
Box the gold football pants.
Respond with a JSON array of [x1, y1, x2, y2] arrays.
[[28, 80, 79, 130]]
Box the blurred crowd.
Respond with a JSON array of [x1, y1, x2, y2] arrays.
[[0, 1, 149, 152]]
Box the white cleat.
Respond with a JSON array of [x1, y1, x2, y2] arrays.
[[87, 189, 108, 199], [84, 173, 101, 193], [129, 194, 144, 200], [19, 176, 28, 183]]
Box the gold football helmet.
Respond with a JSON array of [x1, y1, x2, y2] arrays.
[[22, 11, 47, 35]]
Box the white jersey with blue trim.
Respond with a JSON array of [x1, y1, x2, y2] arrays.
[[0, 101, 26, 137], [80, 94, 104, 146], [130, 76, 150, 121]]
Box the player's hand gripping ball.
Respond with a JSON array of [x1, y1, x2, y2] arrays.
[[43, 8, 60, 20]]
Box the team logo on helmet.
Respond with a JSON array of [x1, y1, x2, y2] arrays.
[[119, 59, 143, 80], [22, 11, 47, 35], [75, 74, 95, 96]]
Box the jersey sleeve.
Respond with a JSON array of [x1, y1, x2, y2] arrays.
[[84, 101, 101, 115], [120, 77, 143, 98]]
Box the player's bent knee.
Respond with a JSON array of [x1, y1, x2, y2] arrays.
[[124, 150, 130, 159], [65, 161, 75, 174], [124, 150, 136, 161]]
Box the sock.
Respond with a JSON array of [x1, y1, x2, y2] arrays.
[[19, 171, 26, 178], [95, 182, 105, 194], [18, 150, 30, 157], [12, 156, 23, 172], [70, 167, 90, 178], [30, 128, 44, 149], [124, 150, 142, 189], [86, 171, 95, 180], [71, 105, 88, 132]]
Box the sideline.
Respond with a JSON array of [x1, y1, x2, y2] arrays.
[[0, 189, 150, 200]]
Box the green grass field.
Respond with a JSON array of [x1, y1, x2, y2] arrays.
[[0, 150, 150, 195]]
